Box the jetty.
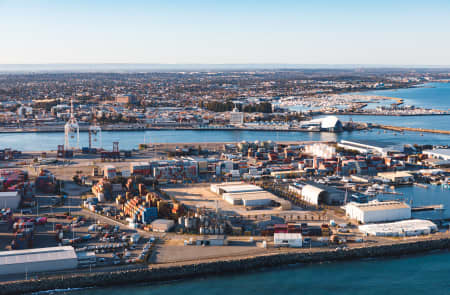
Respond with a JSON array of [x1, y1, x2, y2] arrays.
[[376, 124, 450, 135], [412, 204, 444, 212], [414, 183, 428, 189]]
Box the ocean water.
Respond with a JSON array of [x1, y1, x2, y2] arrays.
[[313, 82, 450, 130], [380, 185, 450, 219], [66, 251, 450, 295], [0, 129, 449, 151], [319, 114, 450, 131], [357, 82, 450, 110]]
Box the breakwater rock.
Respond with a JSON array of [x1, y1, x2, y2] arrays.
[[2, 238, 449, 295]]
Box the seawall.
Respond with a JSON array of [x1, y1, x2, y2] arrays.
[[1, 238, 449, 295]]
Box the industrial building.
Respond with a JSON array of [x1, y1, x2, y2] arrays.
[[210, 182, 263, 196], [337, 140, 401, 156], [300, 116, 343, 132], [151, 219, 175, 232], [216, 185, 291, 209], [359, 219, 437, 237], [274, 233, 303, 248], [377, 171, 414, 184], [423, 148, 450, 161], [0, 246, 78, 275], [304, 143, 336, 159], [194, 235, 228, 246], [0, 191, 20, 209], [229, 106, 244, 126], [299, 183, 346, 206], [116, 94, 137, 104], [223, 191, 273, 206], [345, 200, 411, 224]]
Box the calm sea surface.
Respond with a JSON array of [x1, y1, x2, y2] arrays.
[[0, 129, 449, 151], [358, 82, 450, 110], [65, 251, 450, 295], [333, 82, 450, 130]]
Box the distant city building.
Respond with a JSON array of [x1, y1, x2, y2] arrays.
[[300, 116, 343, 132], [17, 106, 32, 116], [230, 106, 244, 126], [116, 94, 137, 105]]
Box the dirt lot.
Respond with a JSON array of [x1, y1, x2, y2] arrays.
[[163, 184, 324, 220]]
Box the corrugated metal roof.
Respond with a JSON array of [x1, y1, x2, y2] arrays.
[[352, 201, 410, 212], [0, 246, 77, 266]]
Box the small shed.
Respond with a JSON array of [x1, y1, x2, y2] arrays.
[[274, 233, 303, 248]]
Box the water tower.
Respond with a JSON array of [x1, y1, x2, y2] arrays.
[[64, 99, 80, 150]]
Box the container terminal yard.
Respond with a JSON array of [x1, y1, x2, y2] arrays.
[[0, 126, 449, 290]]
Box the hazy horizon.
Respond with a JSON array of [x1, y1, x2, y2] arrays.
[[1, 63, 450, 74]]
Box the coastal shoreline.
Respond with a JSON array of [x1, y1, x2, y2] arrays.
[[1, 112, 450, 135], [1, 237, 449, 295]]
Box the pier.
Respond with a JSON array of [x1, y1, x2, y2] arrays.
[[412, 205, 444, 212], [375, 124, 450, 135], [414, 183, 429, 189]]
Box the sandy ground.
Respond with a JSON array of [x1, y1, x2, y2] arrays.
[[153, 243, 269, 263], [162, 184, 326, 220]]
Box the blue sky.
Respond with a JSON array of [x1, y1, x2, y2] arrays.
[[1, 0, 450, 65]]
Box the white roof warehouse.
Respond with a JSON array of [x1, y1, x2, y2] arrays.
[[423, 149, 450, 161], [345, 200, 411, 224], [0, 246, 78, 275]]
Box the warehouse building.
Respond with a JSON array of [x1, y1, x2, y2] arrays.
[[423, 148, 450, 161], [337, 140, 401, 156], [300, 184, 326, 205], [274, 233, 303, 248], [300, 183, 346, 206], [195, 235, 228, 246], [0, 191, 21, 209], [222, 191, 291, 209], [345, 200, 411, 224], [377, 171, 414, 184], [0, 246, 78, 275], [301, 116, 343, 132], [210, 182, 263, 196], [359, 219, 437, 237], [151, 219, 175, 232]]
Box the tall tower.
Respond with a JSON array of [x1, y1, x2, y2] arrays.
[[64, 98, 80, 150]]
